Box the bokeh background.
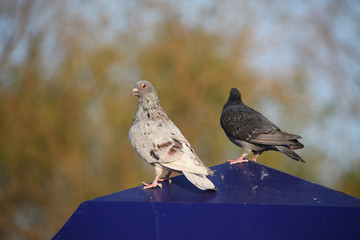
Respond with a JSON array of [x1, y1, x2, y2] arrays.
[[0, 0, 359, 239]]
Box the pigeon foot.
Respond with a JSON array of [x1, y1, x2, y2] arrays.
[[142, 181, 162, 189], [227, 157, 250, 164]]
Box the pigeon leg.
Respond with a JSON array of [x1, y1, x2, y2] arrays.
[[158, 170, 173, 184], [143, 165, 163, 189], [251, 152, 261, 161]]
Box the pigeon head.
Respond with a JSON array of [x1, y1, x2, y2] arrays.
[[131, 80, 159, 99], [228, 88, 243, 102], [230, 88, 241, 97], [222, 88, 244, 110]]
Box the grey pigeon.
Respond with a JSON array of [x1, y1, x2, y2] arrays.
[[129, 81, 216, 190], [220, 88, 305, 164]]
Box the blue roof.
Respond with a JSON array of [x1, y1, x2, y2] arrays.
[[94, 162, 360, 207], [53, 162, 360, 240]]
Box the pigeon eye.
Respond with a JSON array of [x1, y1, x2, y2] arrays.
[[141, 84, 147, 89]]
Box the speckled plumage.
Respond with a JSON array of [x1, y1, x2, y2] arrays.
[[220, 88, 305, 163], [129, 81, 216, 190]]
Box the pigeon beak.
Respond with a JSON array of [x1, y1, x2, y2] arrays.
[[131, 88, 139, 96]]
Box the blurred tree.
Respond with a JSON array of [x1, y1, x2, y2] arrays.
[[0, 0, 359, 240], [337, 164, 360, 198]]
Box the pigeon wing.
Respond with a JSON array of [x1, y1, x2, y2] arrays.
[[221, 105, 279, 142], [136, 120, 211, 175], [251, 131, 303, 146], [221, 105, 303, 147]]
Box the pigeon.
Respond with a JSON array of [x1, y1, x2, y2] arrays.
[[129, 80, 216, 190], [220, 88, 305, 164]]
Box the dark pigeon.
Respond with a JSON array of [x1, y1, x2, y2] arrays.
[[220, 88, 305, 164]]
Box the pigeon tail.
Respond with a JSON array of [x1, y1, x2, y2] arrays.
[[276, 146, 305, 163], [182, 172, 217, 191], [290, 141, 304, 150]]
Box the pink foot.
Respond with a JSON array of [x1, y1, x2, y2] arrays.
[[226, 156, 249, 164], [142, 181, 162, 189]]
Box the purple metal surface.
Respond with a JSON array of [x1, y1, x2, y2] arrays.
[[53, 162, 360, 240]]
